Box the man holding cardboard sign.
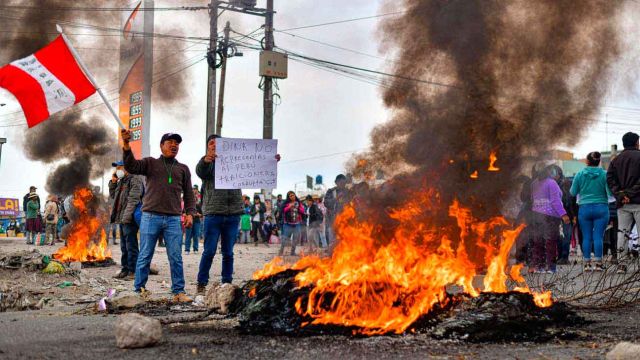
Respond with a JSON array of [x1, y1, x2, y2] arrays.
[[196, 135, 280, 294]]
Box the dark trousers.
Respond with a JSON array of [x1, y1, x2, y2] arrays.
[[119, 223, 139, 273], [251, 220, 265, 243], [531, 212, 560, 270], [558, 222, 572, 261]]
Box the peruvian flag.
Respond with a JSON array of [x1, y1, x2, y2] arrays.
[[0, 36, 96, 128]]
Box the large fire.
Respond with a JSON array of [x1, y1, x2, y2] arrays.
[[53, 188, 111, 263], [254, 191, 551, 335]]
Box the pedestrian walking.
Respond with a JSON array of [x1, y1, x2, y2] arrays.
[[121, 129, 196, 303], [530, 164, 571, 273], [607, 132, 640, 274], [571, 152, 611, 271], [280, 191, 305, 256], [108, 160, 144, 281]]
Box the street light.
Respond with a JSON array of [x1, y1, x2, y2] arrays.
[[0, 138, 6, 166]]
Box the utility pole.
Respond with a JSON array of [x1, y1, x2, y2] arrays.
[[263, 0, 274, 140], [216, 21, 231, 136], [206, 0, 219, 139]]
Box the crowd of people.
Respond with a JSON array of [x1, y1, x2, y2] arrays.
[[19, 129, 640, 303], [100, 130, 353, 303], [516, 131, 640, 274]]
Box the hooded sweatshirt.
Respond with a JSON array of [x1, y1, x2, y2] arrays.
[[570, 166, 612, 205]]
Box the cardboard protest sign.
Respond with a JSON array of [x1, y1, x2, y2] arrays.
[[215, 138, 278, 189]]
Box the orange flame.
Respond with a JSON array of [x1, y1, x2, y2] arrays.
[[53, 188, 112, 263], [254, 194, 552, 334], [488, 151, 500, 171], [470, 170, 479, 179]]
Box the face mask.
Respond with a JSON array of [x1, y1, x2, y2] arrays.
[[116, 170, 125, 179]]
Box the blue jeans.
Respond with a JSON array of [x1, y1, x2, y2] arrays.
[[134, 212, 185, 294], [184, 219, 201, 252], [280, 223, 302, 255], [119, 223, 139, 273], [197, 215, 240, 285], [578, 204, 609, 261]]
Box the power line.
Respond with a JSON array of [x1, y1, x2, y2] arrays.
[[280, 148, 368, 165], [0, 5, 207, 12], [279, 11, 405, 32]]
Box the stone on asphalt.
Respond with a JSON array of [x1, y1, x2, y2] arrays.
[[606, 342, 640, 360], [205, 283, 239, 314], [115, 313, 162, 349], [106, 291, 145, 310]]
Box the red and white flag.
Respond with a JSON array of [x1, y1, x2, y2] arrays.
[[0, 36, 96, 128]]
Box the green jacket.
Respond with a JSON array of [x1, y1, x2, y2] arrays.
[[196, 157, 244, 216], [26, 200, 40, 219], [240, 214, 251, 231], [570, 166, 612, 205]]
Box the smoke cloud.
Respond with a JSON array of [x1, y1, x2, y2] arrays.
[[351, 0, 626, 219], [0, 0, 198, 194]]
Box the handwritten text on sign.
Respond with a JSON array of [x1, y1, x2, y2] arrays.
[[215, 138, 278, 189]]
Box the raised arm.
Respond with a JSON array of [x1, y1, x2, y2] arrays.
[[196, 157, 215, 180], [121, 129, 149, 176]]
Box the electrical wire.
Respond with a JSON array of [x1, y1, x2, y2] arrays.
[[278, 11, 405, 32], [0, 5, 208, 12]]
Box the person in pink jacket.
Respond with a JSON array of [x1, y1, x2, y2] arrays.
[[279, 191, 305, 256]]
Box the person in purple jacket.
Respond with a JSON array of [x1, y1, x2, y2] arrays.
[[530, 164, 571, 273]]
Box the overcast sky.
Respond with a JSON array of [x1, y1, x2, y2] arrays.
[[0, 0, 639, 203]]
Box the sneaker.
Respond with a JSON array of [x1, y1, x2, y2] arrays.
[[593, 262, 605, 272], [125, 273, 135, 281], [172, 293, 193, 303], [545, 269, 556, 274], [185, 251, 190, 255], [196, 284, 206, 295], [194, 250, 199, 254], [113, 270, 129, 279], [616, 264, 627, 274], [583, 262, 593, 272]]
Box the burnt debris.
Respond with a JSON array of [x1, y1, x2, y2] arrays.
[[233, 270, 583, 341]]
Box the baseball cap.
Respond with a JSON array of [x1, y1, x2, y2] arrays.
[[29, 185, 37, 190], [111, 160, 124, 167], [207, 134, 220, 143], [160, 133, 182, 144]]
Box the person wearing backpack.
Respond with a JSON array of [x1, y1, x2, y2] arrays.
[[43, 195, 59, 246], [108, 160, 144, 280]]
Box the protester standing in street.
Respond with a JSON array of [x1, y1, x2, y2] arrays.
[[306, 195, 326, 250], [250, 195, 267, 246], [194, 134, 243, 292], [23, 186, 39, 244], [184, 187, 203, 254], [530, 164, 570, 273], [280, 191, 305, 256], [324, 174, 350, 244], [109, 160, 144, 281], [25, 192, 41, 245], [607, 132, 640, 273], [121, 129, 196, 303], [571, 152, 611, 271], [43, 195, 59, 246]]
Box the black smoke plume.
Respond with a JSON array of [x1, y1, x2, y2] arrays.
[[0, 0, 197, 194], [351, 0, 624, 218]]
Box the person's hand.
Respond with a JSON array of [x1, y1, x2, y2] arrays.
[[204, 146, 217, 163], [183, 214, 193, 228], [623, 195, 631, 204], [561, 214, 570, 225], [111, 173, 118, 183], [572, 217, 577, 225], [121, 129, 132, 150], [275, 154, 281, 162]]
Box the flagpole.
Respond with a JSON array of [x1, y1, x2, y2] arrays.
[[56, 24, 126, 130]]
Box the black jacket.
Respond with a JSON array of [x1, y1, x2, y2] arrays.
[[308, 203, 324, 226], [607, 148, 640, 206], [250, 202, 266, 223]]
